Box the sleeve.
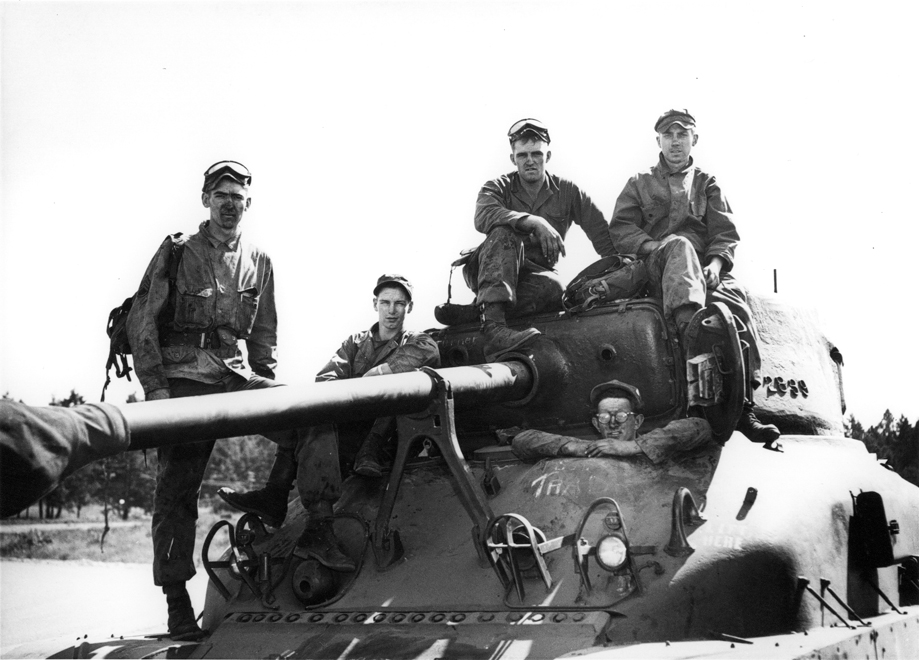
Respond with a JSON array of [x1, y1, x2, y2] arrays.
[[634, 418, 713, 464], [569, 181, 617, 258], [315, 335, 358, 382], [126, 238, 175, 394], [246, 255, 278, 379], [384, 332, 441, 374], [610, 176, 655, 255], [0, 401, 130, 518], [511, 429, 584, 462], [474, 176, 530, 235], [702, 176, 739, 272]]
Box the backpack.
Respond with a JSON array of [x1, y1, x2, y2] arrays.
[[562, 255, 650, 314], [102, 234, 186, 401]]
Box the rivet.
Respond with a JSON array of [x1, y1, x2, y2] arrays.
[[572, 613, 586, 622], [431, 614, 445, 623], [450, 614, 466, 623], [411, 613, 425, 623], [253, 614, 265, 622], [374, 614, 386, 623], [307, 614, 322, 623], [479, 613, 494, 622], [508, 613, 523, 622], [335, 613, 349, 623], [392, 614, 405, 623], [268, 613, 282, 622], [553, 613, 567, 623], [238, 614, 252, 623], [531, 614, 544, 622]]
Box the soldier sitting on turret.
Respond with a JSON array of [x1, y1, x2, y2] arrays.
[[609, 109, 779, 445], [462, 118, 618, 360], [510, 380, 714, 464], [219, 274, 440, 517]]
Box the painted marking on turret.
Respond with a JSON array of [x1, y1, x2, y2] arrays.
[[696, 523, 750, 550], [530, 472, 581, 498], [763, 376, 809, 398]]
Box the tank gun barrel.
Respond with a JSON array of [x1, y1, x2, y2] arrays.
[[118, 362, 532, 450]]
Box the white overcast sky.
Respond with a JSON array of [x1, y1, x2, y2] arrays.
[[1, 0, 917, 425]]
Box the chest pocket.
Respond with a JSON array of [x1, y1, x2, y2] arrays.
[[690, 194, 707, 219], [176, 287, 213, 329], [236, 287, 260, 337]]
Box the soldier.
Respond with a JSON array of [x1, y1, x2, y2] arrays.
[[0, 400, 130, 518], [126, 161, 350, 641], [510, 380, 714, 464], [463, 118, 617, 359], [218, 274, 440, 515], [609, 110, 779, 444]]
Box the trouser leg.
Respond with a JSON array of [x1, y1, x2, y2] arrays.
[[462, 226, 526, 306], [151, 378, 223, 587], [645, 235, 706, 320], [295, 423, 342, 507], [706, 274, 762, 390]]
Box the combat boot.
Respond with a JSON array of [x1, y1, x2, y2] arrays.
[[295, 518, 357, 572], [217, 446, 297, 527], [163, 583, 205, 642], [736, 403, 781, 444], [480, 302, 540, 361], [353, 434, 386, 478]]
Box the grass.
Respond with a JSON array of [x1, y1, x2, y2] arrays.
[[1, 504, 228, 564]]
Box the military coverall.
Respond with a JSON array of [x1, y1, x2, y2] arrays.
[[464, 172, 617, 315], [309, 324, 441, 473], [511, 417, 713, 464], [610, 155, 762, 386], [127, 221, 326, 586], [0, 400, 130, 518]]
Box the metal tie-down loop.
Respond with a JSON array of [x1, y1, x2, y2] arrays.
[[664, 487, 706, 557], [372, 366, 496, 570], [484, 513, 554, 602]]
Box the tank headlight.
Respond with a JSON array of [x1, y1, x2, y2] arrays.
[[595, 534, 628, 571]]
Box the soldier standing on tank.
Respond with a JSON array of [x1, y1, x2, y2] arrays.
[[127, 161, 352, 641], [609, 110, 779, 444], [218, 274, 440, 515], [463, 118, 618, 359]]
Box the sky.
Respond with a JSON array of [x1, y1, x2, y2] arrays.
[[1, 0, 917, 426]]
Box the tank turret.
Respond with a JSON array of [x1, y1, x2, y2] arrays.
[[23, 293, 919, 660]]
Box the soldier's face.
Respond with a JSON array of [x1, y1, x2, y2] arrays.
[[202, 179, 251, 234], [592, 397, 643, 441], [657, 124, 697, 170], [510, 139, 551, 184], [374, 286, 412, 334]]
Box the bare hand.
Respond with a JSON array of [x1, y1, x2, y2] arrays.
[[519, 215, 566, 264], [145, 388, 170, 401], [639, 240, 662, 255], [584, 439, 642, 458], [703, 257, 724, 289]]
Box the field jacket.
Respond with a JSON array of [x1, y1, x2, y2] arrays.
[[127, 221, 277, 393], [316, 324, 440, 382], [610, 155, 739, 272]]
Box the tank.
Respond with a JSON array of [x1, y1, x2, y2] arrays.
[[16, 292, 919, 659]]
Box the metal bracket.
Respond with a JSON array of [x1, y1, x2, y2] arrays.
[[372, 367, 495, 570]]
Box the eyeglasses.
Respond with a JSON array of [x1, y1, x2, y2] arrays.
[[508, 118, 551, 144], [594, 411, 636, 426], [203, 160, 252, 188]]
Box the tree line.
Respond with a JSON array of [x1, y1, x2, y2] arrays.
[[5, 390, 919, 520]]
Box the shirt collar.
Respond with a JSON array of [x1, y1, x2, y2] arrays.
[[200, 220, 242, 250], [369, 322, 405, 345], [654, 153, 694, 177], [509, 171, 558, 195]]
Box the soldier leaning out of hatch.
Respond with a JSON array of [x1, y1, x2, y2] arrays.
[[462, 118, 618, 359], [219, 274, 440, 516], [609, 109, 779, 444], [511, 380, 714, 464], [127, 161, 352, 641]]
